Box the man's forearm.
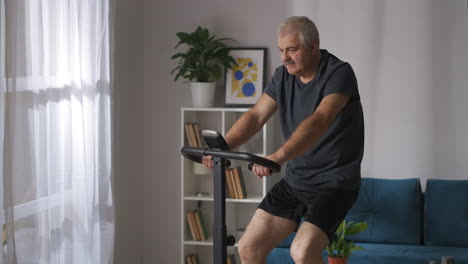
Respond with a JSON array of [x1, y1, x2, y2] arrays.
[[273, 93, 350, 164], [224, 111, 264, 150], [273, 113, 329, 164]]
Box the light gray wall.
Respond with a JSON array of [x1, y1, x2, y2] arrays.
[[111, 0, 468, 263], [113, 0, 144, 263]]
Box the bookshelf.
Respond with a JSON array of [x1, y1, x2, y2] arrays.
[[180, 107, 280, 264]]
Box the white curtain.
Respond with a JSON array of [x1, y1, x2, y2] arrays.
[[0, 0, 114, 263]]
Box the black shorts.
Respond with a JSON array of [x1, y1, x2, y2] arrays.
[[258, 178, 359, 239]]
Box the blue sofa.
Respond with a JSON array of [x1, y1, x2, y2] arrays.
[[267, 178, 468, 264]]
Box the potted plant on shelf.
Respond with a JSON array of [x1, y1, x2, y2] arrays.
[[326, 220, 368, 264], [171, 26, 237, 107]]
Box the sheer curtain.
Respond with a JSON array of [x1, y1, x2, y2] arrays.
[[0, 0, 114, 263]]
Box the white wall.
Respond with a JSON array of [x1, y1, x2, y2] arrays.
[[139, 0, 468, 263]]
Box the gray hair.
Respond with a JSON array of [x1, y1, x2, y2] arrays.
[[277, 16, 320, 47]]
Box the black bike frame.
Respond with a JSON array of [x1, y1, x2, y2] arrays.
[[180, 146, 280, 264]]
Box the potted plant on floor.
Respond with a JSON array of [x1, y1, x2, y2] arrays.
[[171, 26, 237, 107], [326, 220, 368, 264]]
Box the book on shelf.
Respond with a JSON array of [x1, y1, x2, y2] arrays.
[[186, 210, 200, 240], [184, 123, 196, 147], [193, 123, 204, 148], [198, 209, 209, 240], [224, 167, 248, 199], [232, 167, 247, 199], [227, 254, 237, 264], [185, 254, 192, 264], [192, 254, 200, 264], [189, 209, 208, 241], [2, 224, 6, 245], [185, 253, 199, 264], [225, 168, 236, 199], [184, 123, 204, 148]]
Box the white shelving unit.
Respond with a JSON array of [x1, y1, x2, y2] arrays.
[[180, 107, 280, 264]]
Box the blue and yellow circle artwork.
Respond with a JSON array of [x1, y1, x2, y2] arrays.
[[231, 58, 258, 98]]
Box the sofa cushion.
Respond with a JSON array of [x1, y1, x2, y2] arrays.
[[425, 179, 468, 247], [276, 232, 296, 248], [267, 248, 327, 264], [345, 178, 423, 245], [348, 243, 468, 264], [267, 244, 468, 264]]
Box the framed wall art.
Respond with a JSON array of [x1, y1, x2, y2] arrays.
[[225, 48, 266, 107]]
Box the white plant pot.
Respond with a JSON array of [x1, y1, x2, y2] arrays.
[[193, 162, 211, 175], [190, 82, 216, 107]]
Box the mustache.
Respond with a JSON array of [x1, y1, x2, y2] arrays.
[[283, 59, 295, 65]]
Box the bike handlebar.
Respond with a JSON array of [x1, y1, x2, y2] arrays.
[[180, 146, 281, 173]]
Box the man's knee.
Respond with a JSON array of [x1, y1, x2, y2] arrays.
[[290, 222, 328, 264], [238, 209, 297, 262], [238, 236, 268, 262], [290, 241, 323, 264], [290, 242, 306, 263]]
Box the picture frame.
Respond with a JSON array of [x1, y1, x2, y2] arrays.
[[224, 48, 266, 107]]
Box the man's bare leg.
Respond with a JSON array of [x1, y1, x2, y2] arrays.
[[238, 209, 296, 264], [290, 221, 329, 264]]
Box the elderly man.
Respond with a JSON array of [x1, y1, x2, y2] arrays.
[[203, 16, 364, 264]]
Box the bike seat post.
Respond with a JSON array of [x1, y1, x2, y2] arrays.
[[213, 156, 227, 264]]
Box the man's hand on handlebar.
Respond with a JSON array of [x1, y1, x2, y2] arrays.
[[202, 155, 214, 168], [252, 163, 272, 178], [252, 154, 283, 179], [202, 153, 282, 178]]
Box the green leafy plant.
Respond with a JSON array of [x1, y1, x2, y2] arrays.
[[170, 26, 237, 82], [326, 220, 368, 258]]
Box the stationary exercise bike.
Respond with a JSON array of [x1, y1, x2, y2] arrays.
[[180, 130, 281, 264]]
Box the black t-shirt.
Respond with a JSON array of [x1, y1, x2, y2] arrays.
[[264, 49, 364, 190]]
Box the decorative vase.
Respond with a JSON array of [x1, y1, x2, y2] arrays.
[[190, 82, 216, 107], [328, 257, 348, 264], [193, 161, 211, 175]]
